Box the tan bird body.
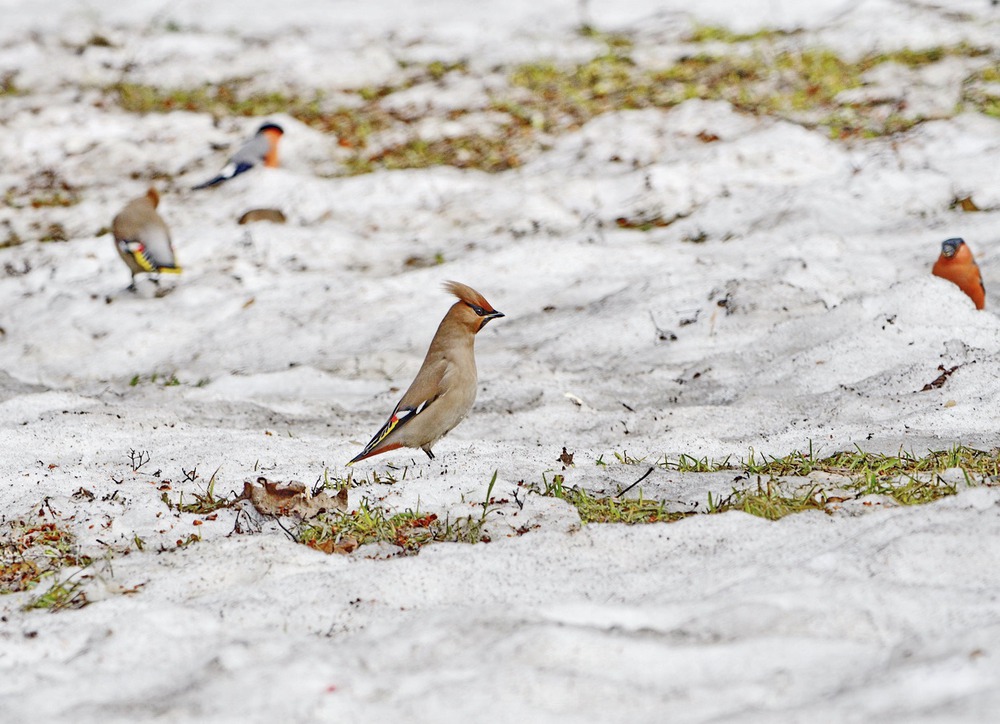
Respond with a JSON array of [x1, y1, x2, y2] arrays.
[[932, 238, 985, 310], [349, 282, 504, 464], [112, 188, 181, 285]]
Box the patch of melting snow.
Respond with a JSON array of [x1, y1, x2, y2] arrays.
[[2, 0, 1000, 721]]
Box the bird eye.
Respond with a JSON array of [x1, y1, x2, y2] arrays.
[[469, 304, 486, 316]]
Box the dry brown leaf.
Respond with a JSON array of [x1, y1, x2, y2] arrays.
[[307, 534, 357, 555], [954, 196, 979, 212], [333, 536, 358, 554], [239, 477, 348, 518], [920, 364, 959, 392]]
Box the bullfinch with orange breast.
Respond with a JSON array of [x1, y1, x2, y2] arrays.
[[192, 122, 283, 190], [932, 238, 985, 310], [112, 187, 181, 287], [349, 282, 504, 464]]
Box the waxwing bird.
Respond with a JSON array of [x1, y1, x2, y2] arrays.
[[349, 282, 505, 465], [192, 122, 284, 190], [112, 187, 181, 287], [932, 238, 985, 310]]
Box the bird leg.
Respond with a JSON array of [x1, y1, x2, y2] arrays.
[[422, 447, 435, 460]]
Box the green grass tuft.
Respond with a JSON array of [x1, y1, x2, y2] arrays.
[[297, 470, 502, 554], [161, 467, 231, 515], [684, 25, 792, 44], [24, 572, 90, 612], [544, 444, 998, 526], [1, 519, 92, 596], [707, 480, 827, 520], [106, 36, 996, 170], [535, 473, 693, 524]]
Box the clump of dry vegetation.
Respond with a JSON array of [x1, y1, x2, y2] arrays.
[[100, 29, 996, 176]]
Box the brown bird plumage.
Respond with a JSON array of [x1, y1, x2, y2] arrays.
[[932, 238, 985, 310], [112, 188, 181, 286], [349, 281, 504, 465]]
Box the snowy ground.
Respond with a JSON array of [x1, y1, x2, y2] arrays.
[[2, 0, 1000, 721]]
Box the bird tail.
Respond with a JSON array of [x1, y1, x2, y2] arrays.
[[191, 162, 252, 190], [191, 176, 225, 190], [347, 441, 402, 466], [347, 400, 434, 465]]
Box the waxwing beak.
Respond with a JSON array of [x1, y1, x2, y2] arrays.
[[479, 310, 504, 331]]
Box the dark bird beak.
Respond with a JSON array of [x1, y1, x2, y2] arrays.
[[479, 310, 504, 330]]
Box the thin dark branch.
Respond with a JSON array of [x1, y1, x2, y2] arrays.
[[271, 514, 297, 541], [616, 466, 654, 498]]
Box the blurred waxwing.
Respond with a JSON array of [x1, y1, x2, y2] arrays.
[[932, 238, 985, 310], [349, 281, 505, 465], [192, 122, 284, 190], [112, 188, 181, 287]]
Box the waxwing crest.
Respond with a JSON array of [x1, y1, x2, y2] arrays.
[[146, 187, 160, 207], [444, 281, 495, 313]]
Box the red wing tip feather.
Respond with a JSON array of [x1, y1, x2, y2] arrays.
[[443, 280, 494, 312], [347, 441, 403, 466]]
